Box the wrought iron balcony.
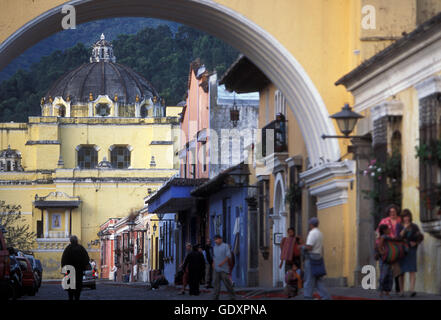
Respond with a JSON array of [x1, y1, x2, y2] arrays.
[[261, 114, 287, 158]]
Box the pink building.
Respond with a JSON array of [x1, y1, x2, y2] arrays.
[[98, 218, 119, 280], [179, 59, 210, 180], [99, 216, 146, 282]]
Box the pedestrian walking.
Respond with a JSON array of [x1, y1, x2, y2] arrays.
[[302, 217, 331, 300], [182, 244, 206, 296], [377, 204, 402, 294], [61, 235, 90, 301], [179, 243, 192, 294], [279, 227, 302, 272], [203, 239, 214, 288], [398, 209, 424, 297], [376, 224, 394, 298], [111, 264, 118, 282], [212, 234, 236, 300], [90, 258, 96, 270]]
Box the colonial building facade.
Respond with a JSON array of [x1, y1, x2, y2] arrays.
[[146, 60, 259, 286], [0, 34, 181, 279], [336, 12, 441, 294], [220, 55, 311, 288]]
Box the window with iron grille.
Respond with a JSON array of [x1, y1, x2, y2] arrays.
[[78, 146, 98, 169], [418, 93, 441, 223], [258, 180, 270, 256], [111, 146, 131, 169], [261, 115, 287, 157]]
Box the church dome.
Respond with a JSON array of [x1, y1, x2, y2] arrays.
[[45, 34, 159, 105]]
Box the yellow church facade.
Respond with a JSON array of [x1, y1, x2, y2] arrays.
[[0, 35, 182, 279], [1, 0, 441, 293]]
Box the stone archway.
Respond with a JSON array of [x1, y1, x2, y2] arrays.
[[0, 0, 340, 168], [272, 171, 287, 287]]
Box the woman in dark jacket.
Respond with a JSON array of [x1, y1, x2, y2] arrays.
[[397, 209, 424, 297], [182, 244, 205, 296], [61, 235, 90, 301]]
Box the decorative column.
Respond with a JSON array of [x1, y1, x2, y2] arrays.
[[246, 196, 259, 286], [66, 100, 71, 117], [88, 92, 94, 117], [64, 210, 69, 238], [44, 210, 49, 238], [135, 97, 140, 117], [350, 137, 375, 287]]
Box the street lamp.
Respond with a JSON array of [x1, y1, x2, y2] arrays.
[[322, 104, 368, 140], [229, 163, 250, 186]]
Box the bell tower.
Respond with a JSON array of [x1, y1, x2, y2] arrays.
[[90, 33, 116, 63]]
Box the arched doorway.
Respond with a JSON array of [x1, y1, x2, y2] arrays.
[[272, 172, 287, 287], [0, 0, 340, 167]]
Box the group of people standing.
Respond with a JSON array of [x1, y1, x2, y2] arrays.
[[179, 235, 236, 299], [376, 205, 424, 298], [279, 217, 332, 300]]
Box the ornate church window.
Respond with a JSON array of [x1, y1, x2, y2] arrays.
[[111, 146, 131, 169], [140, 105, 148, 118], [57, 105, 66, 117], [0, 146, 23, 172], [96, 103, 110, 117], [77, 146, 98, 169]]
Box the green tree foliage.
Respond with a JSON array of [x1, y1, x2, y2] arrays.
[[0, 18, 181, 82], [0, 24, 238, 122], [0, 201, 36, 251], [0, 43, 90, 122]]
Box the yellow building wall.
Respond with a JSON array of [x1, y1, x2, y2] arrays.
[[0, 0, 429, 139], [394, 85, 441, 294], [1, 0, 438, 286], [256, 83, 320, 286], [166, 106, 183, 117], [256, 82, 358, 285], [0, 116, 180, 279]]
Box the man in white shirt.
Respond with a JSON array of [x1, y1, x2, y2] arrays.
[[111, 265, 118, 281], [302, 217, 331, 300]]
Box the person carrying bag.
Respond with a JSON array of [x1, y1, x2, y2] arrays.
[[308, 252, 326, 278], [302, 217, 331, 300]]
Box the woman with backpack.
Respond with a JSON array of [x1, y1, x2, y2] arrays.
[[397, 209, 423, 297], [376, 204, 403, 293], [279, 227, 302, 272], [376, 224, 395, 298]]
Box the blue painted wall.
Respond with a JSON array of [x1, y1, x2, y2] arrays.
[[159, 213, 178, 285], [208, 186, 248, 287]]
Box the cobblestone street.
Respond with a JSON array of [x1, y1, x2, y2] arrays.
[[20, 281, 248, 300], [19, 280, 441, 301]]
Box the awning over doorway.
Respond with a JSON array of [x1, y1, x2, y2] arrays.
[[191, 162, 250, 197], [33, 191, 81, 208], [147, 177, 207, 214]]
